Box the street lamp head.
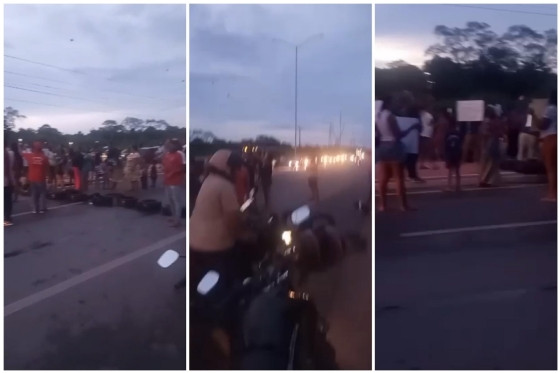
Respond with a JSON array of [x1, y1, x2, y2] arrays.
[[300, 32, 324, 48]]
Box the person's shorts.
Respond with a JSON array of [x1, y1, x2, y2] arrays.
[[376, 141, 406, 163]]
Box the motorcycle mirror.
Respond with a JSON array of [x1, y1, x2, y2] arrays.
[[197, 271, 220, 295], [290, 205, 311, 225], [157, 250, 180, 268]]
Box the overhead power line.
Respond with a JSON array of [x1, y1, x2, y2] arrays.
[[5, 85, 102, 103], [5, 70, 70, 84], [5, 54, 86, 74], [446, 4, 557, 17], [6, 69, 168, 102], [5, 98, 65, 108]]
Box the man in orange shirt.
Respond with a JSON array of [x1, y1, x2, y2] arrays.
[[162, 139, 186, 227], [22, 141, 49, 214]]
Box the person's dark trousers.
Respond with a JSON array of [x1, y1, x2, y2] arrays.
[[5, 186, 13, 222], [405, 153, 419, 179], [80, 169, 89, 192], [141, 175, 148, 190], [508, 129, 520, 159]]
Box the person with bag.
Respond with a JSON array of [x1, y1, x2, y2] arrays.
[[376, 95, 420, 212]]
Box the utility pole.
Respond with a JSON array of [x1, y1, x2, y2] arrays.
[[338, 111, 342, 146], [298, 126, 302, 147], [328, 122, 333, 146]]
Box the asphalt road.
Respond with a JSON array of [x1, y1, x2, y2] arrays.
[[4, 184, 186, 369], [190, 164, 372, 370], [375, 182, 557, 370]]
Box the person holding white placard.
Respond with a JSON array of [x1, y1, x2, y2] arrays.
[[376, 96, 419, 212]]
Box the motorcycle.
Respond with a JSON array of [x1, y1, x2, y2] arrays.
[[192, 204, 339, 370]]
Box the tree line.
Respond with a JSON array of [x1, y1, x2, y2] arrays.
[[4, 107, 186, 150], [376, 22, 557, 105]]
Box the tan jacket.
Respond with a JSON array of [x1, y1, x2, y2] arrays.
[[190, 150, 240, 252]]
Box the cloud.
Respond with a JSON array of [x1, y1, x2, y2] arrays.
[[189, 4, 372, 147], [4, 4, 186, 133]]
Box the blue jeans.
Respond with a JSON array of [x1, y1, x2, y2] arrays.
[[30, 181, 47, 212], [165, 185, 184, 221]]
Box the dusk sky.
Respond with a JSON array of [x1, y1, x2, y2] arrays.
[[376, 4, 557, 68], [190, 4, 372, 147], [4, 4, 186, 134]]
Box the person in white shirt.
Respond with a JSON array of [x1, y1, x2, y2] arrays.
[[538, 90, 557, 202], [376, 95, 420, 212], [419, 109, 437, 170], [43, 145, 57, 186]]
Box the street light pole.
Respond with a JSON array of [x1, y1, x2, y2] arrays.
[[273, 33, 323, 160], [295, 46, 298, 159]]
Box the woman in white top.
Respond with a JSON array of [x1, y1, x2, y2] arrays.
[[538, 90, 557, 202], [419, 109, 436, 170], [376, 96, 421, 212]]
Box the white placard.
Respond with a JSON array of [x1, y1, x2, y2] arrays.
[[456, 100, 485, 122], [396, 116, 420, 154], [526, 114, 532, 128], [375, 100, 383, 118]]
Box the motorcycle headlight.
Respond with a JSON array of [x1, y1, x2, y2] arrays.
[[281, 230, 292, 246]]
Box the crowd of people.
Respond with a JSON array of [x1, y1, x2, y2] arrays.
[[190, 149, 285, 216], [4, 137, 186, 228], [376, 90, 557, 212]]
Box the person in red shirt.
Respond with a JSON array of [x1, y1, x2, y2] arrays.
[[162, 139, 186, 227], [22, 141, 49, 214]]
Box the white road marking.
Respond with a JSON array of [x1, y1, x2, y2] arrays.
[[12, 202, 83, 217], [378, 183, 543, 196], [4, 231, 186, 317], [401, 220, 557, 238], [375, 171, 531, 183]]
